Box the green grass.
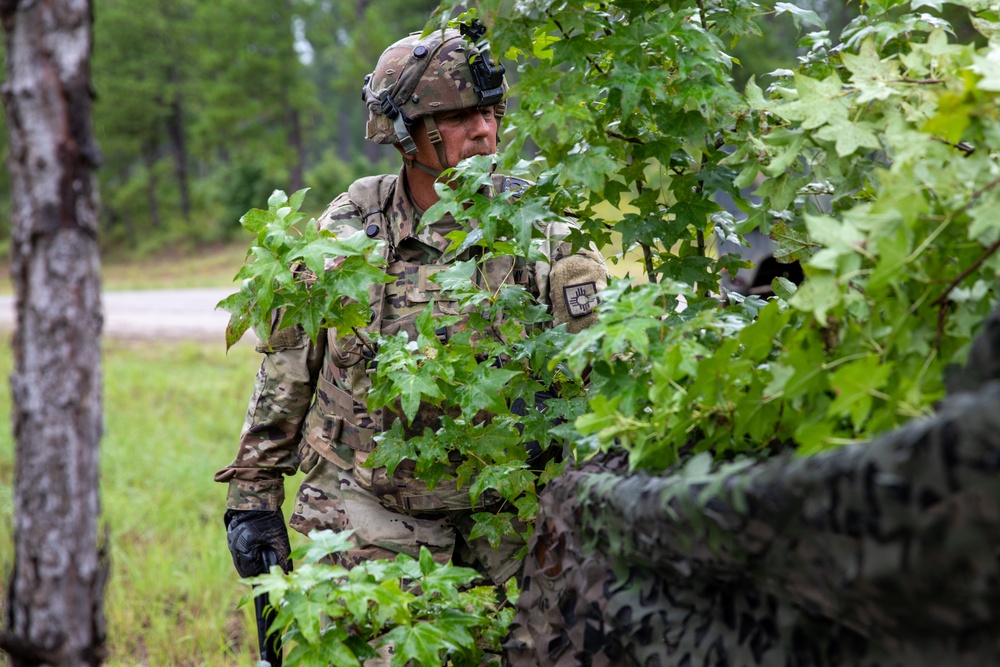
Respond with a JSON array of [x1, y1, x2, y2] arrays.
[[0, 242, 249, 295], [0, 338, 304, 666]]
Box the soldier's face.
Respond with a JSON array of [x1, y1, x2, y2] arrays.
[[413, 106, 498, 170]]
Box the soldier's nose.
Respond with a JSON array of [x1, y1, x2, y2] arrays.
[[468, 112, 490, 139]]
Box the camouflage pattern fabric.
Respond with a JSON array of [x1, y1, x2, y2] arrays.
[[506, 311, 1000, 666], [364, 29, 507, 146], [216, 167, 607, 584]]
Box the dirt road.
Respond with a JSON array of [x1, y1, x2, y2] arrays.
[[0, 287, 252, 344]]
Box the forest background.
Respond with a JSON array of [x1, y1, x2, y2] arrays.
[[0, 0, 866, 260], [2, 0, 999, 665]]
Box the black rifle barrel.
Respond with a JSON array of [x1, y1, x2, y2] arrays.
[[254, 549, 282, 667]]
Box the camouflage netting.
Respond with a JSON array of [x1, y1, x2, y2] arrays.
[[506, 307, 1000, 666]]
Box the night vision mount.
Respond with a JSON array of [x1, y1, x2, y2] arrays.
[[460, 20, 506, 108]]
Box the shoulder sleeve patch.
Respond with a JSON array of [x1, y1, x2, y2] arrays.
[[563, 282, 599, 318]]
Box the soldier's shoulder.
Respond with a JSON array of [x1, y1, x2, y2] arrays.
[[316, 191, 362, 236], [316, 173, 398, 238]]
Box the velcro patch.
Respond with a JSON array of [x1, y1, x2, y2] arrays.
[[564, 282, 599, 318]]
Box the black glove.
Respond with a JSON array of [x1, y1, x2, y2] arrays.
[[511, 390, 558, 460], [224, 509, 292, 578]]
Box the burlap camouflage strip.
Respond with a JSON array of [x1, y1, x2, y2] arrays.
[[507, 307, 1000, 666]]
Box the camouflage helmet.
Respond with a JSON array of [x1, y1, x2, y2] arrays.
[[362, 24, 507, 160]]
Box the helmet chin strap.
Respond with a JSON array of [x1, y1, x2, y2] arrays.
[[402, 116, 450, 179], [403, 156, 446, 178]]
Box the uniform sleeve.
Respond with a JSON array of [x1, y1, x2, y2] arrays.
[[214, 193, 367, 510], [214, 323, 326, 511], [537, 220, 609, 333]]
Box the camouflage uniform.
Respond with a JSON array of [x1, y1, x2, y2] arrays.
[[506, 306, 1000, 666], [215, 167, 607, 584]]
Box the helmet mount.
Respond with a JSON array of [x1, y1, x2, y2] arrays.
[[460, 21, 506, 108]]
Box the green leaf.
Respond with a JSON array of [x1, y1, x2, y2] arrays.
[[922, 92, 973, 144], [739, 302, 791, 362], [775, 74, 847, 130], [277, 294, 322, 345], [790, 273, 841, 322], [814, 119, 882, 157], [420, 556, 482, 594], [468, 512, 515, 549], [267, 189, 289, 210], [320, 255, 393, 307], [383, 623, 450, 667], [453, 363, 520, 417], [841, 38, 900, 103], [431, 260, 477, 292], [744, 76, 775, 112], [827, 355, 892, 429], [971, 47, 1000, 91], [469, 464, 534, 505], [772, 276, 798, 300], [389, 371, 444, 424], [289, 187, 309, 213], [774, 2, 826, 30], [240, 208, 271, 234], [770, 221, 818, 263], [296, 529, 358, 564]]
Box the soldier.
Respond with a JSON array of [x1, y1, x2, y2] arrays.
[[215, 26, 608, 589]]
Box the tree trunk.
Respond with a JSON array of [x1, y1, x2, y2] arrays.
[[165, 90, 190, 221], [0, 1, 107, 666], [338, 107, 352, 163], [142, 140, 161, 229], [285, 103, 306, 192]]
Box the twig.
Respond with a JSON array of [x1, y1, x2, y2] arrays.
[[890, 77, 945, 84], [932, 137, 975, 157], [351, 327, 378, 355], [634, 172, 658, 284], [930, 175, 1000, 344], [932, 237, 1000, 309], [551, 15, 606, 75], [643, 244, 656, 283], [607, 130, 644, 145]]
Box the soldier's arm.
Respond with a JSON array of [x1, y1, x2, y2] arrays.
[[214, 196, 361, 511], [214, 323, 325, 511], [537, 219, 609, 333]]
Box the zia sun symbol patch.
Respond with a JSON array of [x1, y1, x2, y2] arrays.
[[564, 282, 599, 318]]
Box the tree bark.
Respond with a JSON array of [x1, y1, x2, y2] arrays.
[[165, 87, 190, 221], [141, 140, 161, 229], [0, 1, 107, 666], [338, 107, 352, 162], [285, 103, 306, 192]]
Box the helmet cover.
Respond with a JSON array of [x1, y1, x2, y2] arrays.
[[363, 27, 507, 151]]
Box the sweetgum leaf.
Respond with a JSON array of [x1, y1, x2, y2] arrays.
[[469, 511, 516, 550], [383, 623, 449, 667]]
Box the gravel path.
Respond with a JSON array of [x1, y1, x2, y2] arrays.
[[0, 287, 253, 344]]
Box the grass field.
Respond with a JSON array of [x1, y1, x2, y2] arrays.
[[0, 242, 249, 295], [0, 338, 305, 666]]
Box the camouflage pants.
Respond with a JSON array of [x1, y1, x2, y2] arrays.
[[290, 455, 524, 585]]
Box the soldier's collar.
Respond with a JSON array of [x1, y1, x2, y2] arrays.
[[395, 167, 498, 259], [394, 169, 463, 257]]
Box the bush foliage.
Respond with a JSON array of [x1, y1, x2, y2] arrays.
[[224, 0, 1000, 661]]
